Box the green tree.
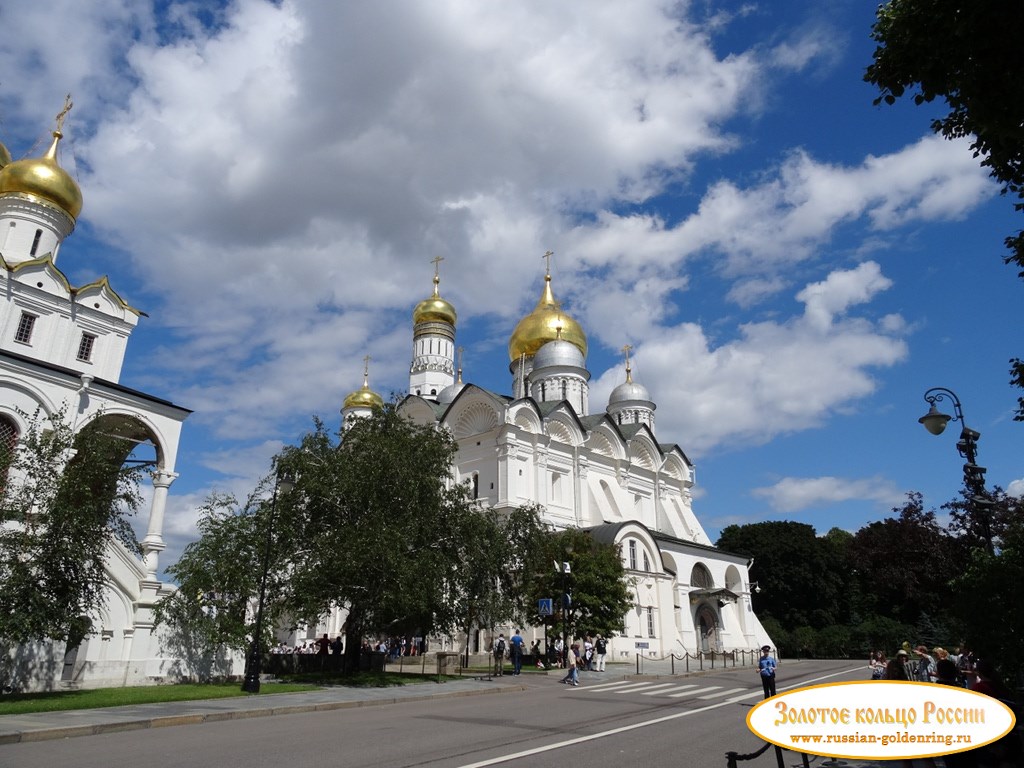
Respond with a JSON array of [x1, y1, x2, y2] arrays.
[[526, 527, 633, 642], [948, 493, 1024, 681], [153, 486, 278, 675], [865, 1, 1024, 418], [279, 406, 481, 672], [0, 407, 143, 646], [716, 521, 844, 628], [849, 493, 959, 628]]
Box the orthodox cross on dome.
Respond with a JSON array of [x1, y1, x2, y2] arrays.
[[622, 344, 634, 382], [456, 346, 464, 382], [362, 354, 372, 385], [55, 94, 73, 133], [430, 255, 444, 294], [542, 250, 553, 276]]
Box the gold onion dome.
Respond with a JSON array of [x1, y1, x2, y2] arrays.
[[412, 274, 457, 326], [508, 271, 587, 361], [0, 130, 83, 220], [343, 371, 384, 410]]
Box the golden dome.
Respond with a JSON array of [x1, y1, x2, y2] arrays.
[[343, 360, 384, 410], [0, 131, 83, 220], [412, 273, 457, 326], [0, 141, 11, 168], [508, 272, 587, 361]]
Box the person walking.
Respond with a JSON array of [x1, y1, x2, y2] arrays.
[[758, 645, 777, 698], [510, 629, 525, 675], [492, 633, 507, 677], [560, 643, 579, 686]]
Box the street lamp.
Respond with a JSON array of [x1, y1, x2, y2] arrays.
[[918, 387, 993, 553], [241, 469, 295, 693], [560, 542, 573, 668]]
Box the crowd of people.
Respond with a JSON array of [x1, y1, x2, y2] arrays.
[[867, 642, 1008, 694], [488, 631, 609, 686]]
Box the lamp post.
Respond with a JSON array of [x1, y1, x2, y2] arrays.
[[241, 469, 295, 693], [560, 543, 573, 668], [918, 387, 993, 554]]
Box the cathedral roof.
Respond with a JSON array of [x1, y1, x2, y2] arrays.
[[342, 368, 383, 410], [508, 270, 587, 362]]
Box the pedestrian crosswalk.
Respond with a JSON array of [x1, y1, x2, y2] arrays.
[[571, 678, 764, 702]]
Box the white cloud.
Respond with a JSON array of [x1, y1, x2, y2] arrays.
[[589, 263, 907, 454], [751, 476, 905, 513]]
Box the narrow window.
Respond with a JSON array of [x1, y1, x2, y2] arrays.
[[14, 313, 36, 344], [472, 473, 479, 499], [561, 380, 567, 400], [30, 229, 43, 256], [628, 539, 637, 570], [643, 551, 650, 573], [0, 415, 19, 491], [76, 333, 96, 362], [647, 607, 656, 638]]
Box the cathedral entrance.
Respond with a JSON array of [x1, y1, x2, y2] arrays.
[[695, 604, 720, 653]]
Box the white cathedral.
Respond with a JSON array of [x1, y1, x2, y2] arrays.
[[1, 105, 189, 690], [334, 259, 773, 660], [1, 104, 767, 690]]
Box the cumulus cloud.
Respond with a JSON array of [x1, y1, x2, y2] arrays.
[[751, 476, 905, 513], [589, 263, 907, 454]]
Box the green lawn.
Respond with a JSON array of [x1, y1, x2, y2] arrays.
[[0, 681, 318, 716]]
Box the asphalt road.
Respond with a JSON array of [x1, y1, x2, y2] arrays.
[[0, 659, 864, 768]]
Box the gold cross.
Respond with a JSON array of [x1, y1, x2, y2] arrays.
[[542, 250, 553, 275], [362, 354, 371, 379], [431, 255, 444, 276], [55, 94, 73, 133]]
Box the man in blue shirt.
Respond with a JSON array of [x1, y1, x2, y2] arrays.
[[758, 645, 777, 698], [510, 629, 525, 675]]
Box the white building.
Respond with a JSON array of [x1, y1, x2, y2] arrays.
[[336, 261, 773, 660], [0, 107, 190, 690]]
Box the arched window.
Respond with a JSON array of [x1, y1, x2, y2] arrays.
[[628, 539, 637, 570], [0, 415, 19, 490], [690, 563, 713, 589]]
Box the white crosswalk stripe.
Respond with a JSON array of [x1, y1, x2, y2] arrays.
[[646, 683, 700, 696], [697, 687, 749, 700], [668, 685, 721, 698]]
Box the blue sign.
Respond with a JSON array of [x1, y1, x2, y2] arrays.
[[635, 642, 649, 649], [538, 598, 553, 616]]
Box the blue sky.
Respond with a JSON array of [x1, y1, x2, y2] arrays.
[[2, 0, 1020, 575]]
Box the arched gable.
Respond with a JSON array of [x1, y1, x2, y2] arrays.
[[450, 400, 502, 439], [629, 433, 660, 471], [585, 420, 626, 460], [74, 276, 142, 320], [0, 377, 60, 424], [77, 410, 176, 471], [9, 255, 72, 299], [542, 405, 585, 447], [662, 452, 688, 482], [508, 401, 542, 433]]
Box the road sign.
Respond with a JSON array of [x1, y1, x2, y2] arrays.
[[538, 598, 553, 616]]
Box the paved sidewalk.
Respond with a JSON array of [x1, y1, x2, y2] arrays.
[[0, 676, 527, 745]]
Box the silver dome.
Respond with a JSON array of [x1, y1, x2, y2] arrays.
[[532, 339, 585, 370], [437, 380, 465, 405], [608, 379, 651, 405]]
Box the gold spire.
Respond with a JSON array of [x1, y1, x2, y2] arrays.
[[507, 251, 587, 361], [622, 344, 634, 383], [412, 256, 457, 326], [455, 346, 464, 384], [0, 95, 83, 220]]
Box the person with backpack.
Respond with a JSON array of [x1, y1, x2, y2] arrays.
[[493, 633, 507, 677], [758, 645, 777, 698]]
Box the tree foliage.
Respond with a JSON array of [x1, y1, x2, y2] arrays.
[[525, 527, 633, 641], [0, 407, 143, 645], [865, 1, 1024, 418], [153, 488, 274, 658], [716, 521, 845, 628]]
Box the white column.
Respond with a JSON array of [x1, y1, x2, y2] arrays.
[[142, 470, 178, 578]]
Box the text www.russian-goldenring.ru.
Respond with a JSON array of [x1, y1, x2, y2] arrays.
[[790, 732, 972, 748]]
